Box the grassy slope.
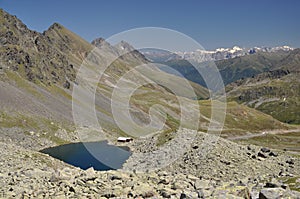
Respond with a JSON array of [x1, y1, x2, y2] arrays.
[[227, 73, 300, 124], [154, 99, 293, 145], [200, 101, 290, 134], [225, 49, 300, 124], [1, 64, 75, 145]]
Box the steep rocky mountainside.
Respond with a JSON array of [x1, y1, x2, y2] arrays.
[[0, 9, 97, 145], [0, 9, 81, 88]]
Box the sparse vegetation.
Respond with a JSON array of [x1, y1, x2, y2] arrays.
[[6, 71, 45, 99], [281, 177, 300, 192], [227, 72, 300, 124]]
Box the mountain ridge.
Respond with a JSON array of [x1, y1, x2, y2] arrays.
[[151, 50, 295, 88], [142, 45, 295, 63]]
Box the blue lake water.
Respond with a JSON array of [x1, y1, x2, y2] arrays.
[[40, 141, 131, 171]]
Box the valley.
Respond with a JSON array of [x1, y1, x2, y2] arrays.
[[0, 7, 300, 199]]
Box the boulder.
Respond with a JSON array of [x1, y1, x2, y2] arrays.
[[261, 148, 271, 153], [264, 178, 281, 188], [259, 188, 285, 199], [258, 152, 267, 159], [132, 183, 156, 198], [269, 152, 278, 157], [194, 179, 211, 190], [83, 167, 96, 181], [227, 186, 251, 199]]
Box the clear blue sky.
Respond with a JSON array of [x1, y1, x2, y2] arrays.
[[1, 0, 299, 50]]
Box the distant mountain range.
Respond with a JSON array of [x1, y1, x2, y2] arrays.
[[141, 45, 294, 63], [141, 45, 297, 85]]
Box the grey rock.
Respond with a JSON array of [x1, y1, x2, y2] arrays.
[[269, 151, 278, 157], [259, 188, 285, 199], [261, 148, 271, 153], [194, 179, 211, 190], [258, 152, 267, 159]]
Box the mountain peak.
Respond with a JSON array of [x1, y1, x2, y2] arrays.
[[47, 22, 65, 31], [114, 40, 135, 52], [91, 37, 109, 47]]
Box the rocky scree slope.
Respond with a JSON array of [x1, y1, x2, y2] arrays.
[[1, 130, 300, 198]]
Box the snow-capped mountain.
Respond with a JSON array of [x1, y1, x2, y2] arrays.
[[141, 46, 295, 63], [175, 46, 295, 63]]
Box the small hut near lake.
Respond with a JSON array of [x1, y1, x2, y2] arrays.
[[117, 137, 133, 142]]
